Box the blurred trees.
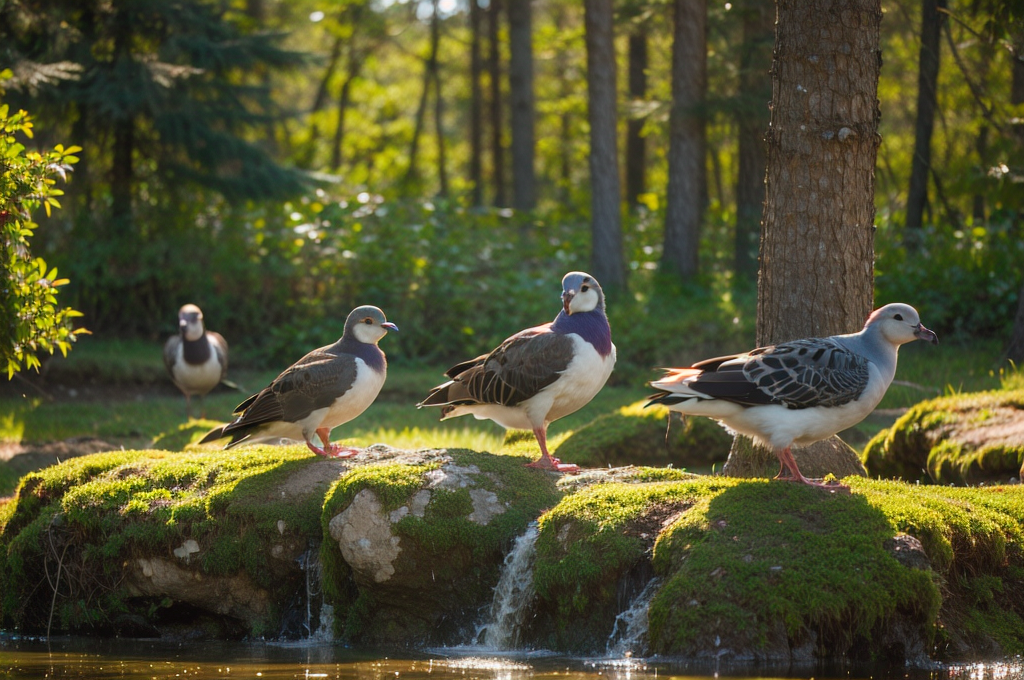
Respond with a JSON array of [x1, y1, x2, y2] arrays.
[[0, 0, 1020, 364]]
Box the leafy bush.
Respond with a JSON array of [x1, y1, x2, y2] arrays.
[[0, 85, 85, 376], [875, 214, 1024, 340]]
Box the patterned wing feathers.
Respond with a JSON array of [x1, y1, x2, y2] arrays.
[[741, 339, 869, 409]]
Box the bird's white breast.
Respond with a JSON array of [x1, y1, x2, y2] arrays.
[[171, 341, 223, 396], [301, 358, 386, 438], [539, 335, 616, 423]]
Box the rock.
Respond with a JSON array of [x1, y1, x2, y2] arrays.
[[862, 389, 1024, 485], [328, 489, 402, 584]]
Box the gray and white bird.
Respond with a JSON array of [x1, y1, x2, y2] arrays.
[[164, 304, 229, 419], [418, 272, 616, 474], [646, 303, 938, 488], [199, 305, 397, 457]]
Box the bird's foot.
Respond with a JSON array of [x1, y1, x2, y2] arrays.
[[525, 456, 580, 475], [306, 440, 360, 459]]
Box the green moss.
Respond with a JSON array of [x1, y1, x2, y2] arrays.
[[0, 445, 332, 633], [554, 401, 731, 470], [862, 389, 1024, 485], [531, 475, 1024, 658]]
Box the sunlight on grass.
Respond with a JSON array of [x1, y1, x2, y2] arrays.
[[346, 426, 505, 452]]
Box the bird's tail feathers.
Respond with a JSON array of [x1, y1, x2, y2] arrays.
[[198, 425, 228, 445]]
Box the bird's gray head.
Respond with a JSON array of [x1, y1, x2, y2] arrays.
[[178, 304, 205, 342], [865, 303, 938, 346], [560, 272, 605, 315], [346, 305, 398, 344]]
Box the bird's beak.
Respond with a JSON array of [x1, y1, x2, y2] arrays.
[[382, 322, 399, 332], [914, 323, 938, 345], [562, 290, 576, 315]]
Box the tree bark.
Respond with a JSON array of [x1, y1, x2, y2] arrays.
[[508, 0, 536, 210], [583, 0, 626, 291], [661, 0, 707, 280], [625, 28, 648, 209], [723, 0, 882, 479], [488, 0, 507, 207], [405, 1, 443, 186], [734, 0, 774, 281], [904, 0, 947, 246], [431, 0, 448, 196], [469, 0, 484, 206]]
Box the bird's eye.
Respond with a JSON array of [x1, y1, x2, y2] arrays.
[[364, 318, 373, 324], [581, 285, 590, 292], [894, 314, 903, 321]]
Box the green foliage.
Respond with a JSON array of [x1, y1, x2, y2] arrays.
[[0, 91, 85, 377], [875, 218, 1024, 340]]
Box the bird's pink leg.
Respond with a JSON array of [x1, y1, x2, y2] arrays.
[[305, 428, 359, 459], [525, 426, 580, 474], [774, 447, 848, 491]]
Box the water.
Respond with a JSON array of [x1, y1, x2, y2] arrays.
[[474, 524, 540, 650], [0, 637, 1021, 680], [605, 577, 662, 658]]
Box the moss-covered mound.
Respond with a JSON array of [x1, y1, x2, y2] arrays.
[[554, 401, 731, 470], [531, 477, 1024, 661], [862, 389, 1024, 485], [0, 446, 342, 637]]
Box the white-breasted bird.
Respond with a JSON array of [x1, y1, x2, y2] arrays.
[[646, 303, 938, 488], [418, 272, 616, 474], [199, 305, 397, 457], [164, 304, 229, 419]]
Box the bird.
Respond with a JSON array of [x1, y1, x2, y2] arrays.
[[164, 304, 229, 419], [418, 271, 616, 474], [198, 305, 397, 457], [646, 303, 938, 489]]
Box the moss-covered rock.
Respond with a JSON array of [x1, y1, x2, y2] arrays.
[[554, 401, 731, 470], [862, 389, 1024, 485], [530, 477, 1024, 661], [319, 448, 561, 644], [0, 446, 342, 637]]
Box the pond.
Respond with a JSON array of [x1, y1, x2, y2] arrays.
[[1, 638, 1022, 680]]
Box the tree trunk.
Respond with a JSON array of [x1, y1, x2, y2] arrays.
[[431, 0, 447, 196], [331, 65, 358, 171], [303, 35, 343, 167], [406, 3, 443, 187], [508, 0, 536, 210], [661, 0, 706, 280], [488, 0, 507, 207], [1005, 45, 1024, 363], [583, 0, 626, 292], [625, 28, 648, 209], [734, 0, 773, 281], [723, 0, 882, 480], [904, 0, 947, 246], [469, 0, 484, 206]]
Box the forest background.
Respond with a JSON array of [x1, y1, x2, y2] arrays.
[[2, 0, 1023, 378]]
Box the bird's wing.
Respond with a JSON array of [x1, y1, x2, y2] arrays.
[[208, 331, 229, 380], [225, 348, 359, 431], [163, 336, 180, 376], [737, 338, 871, 408], [427, 326, 576, 408]]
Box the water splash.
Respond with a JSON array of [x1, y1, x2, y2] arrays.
[[475, 523, 540, 650], [605, 577, 662, 658]]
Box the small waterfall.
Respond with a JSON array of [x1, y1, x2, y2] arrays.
[[605, 577, 662, 658], [475, 523, 540, 650]]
